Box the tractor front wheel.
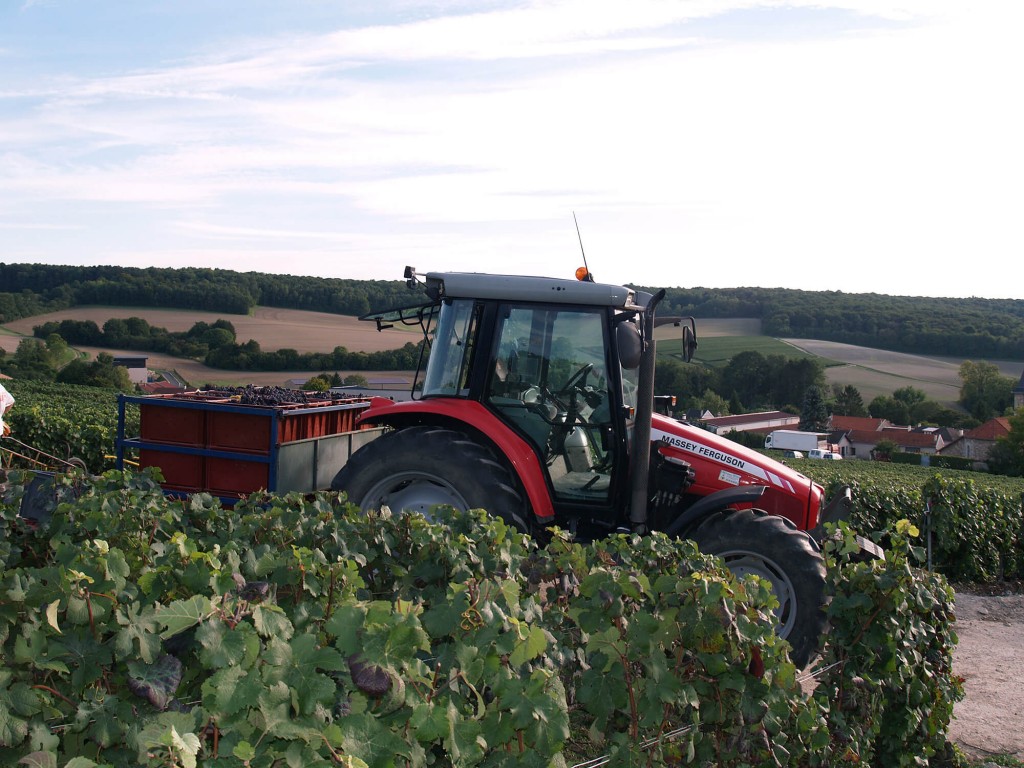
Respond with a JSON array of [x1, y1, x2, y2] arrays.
[[331, 426, 530, 533], [690, 508, 827, 668]]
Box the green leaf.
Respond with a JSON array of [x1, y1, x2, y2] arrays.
[[253, 604, 293, 640], [63, 758, 102, 768], [336, 712, 410, 767], [155, 596, 212, 639], [509, 624, 547, 667], [44, 601, 61, 635], [232, 741, 257, 761], [126, 655, 183, 710], [202, 666, 263, 718], [115, 602, 162, 664], [0, 681, 41, 747], [325, 604, 365, 651], [17, 752, 56, 768], [133, 712, 201, 767], [196, 618, 259, 669]]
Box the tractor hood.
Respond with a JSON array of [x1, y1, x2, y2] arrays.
[[650, 414, 824, 531]]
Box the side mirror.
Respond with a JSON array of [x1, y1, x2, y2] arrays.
[[681, 320, 698, 363], [616, 322, 643, 369]]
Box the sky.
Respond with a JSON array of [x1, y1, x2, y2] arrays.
[[1, 0, 1022, 299]]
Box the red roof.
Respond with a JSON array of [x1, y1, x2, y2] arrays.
[[831, 415, 890, 432], [964, 417, 1011, 441], [702, 411, 797, 428], [843, 428, 939, 449], [140, 382, 188, 395]]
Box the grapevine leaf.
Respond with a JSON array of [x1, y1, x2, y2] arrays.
[[445, 702, 486, 765], [509, 625, 547, 667], [201, 666, 262, 718], [421, 601, 462, 639], [158, 726, 201, 768], [115, 602, 162, 664], [576, 667, 626, 725], [409, 701, 448, 742], [44, 601, 61, 635], [155, 596, 212, 639], [63, 759, 101, 768], [0, 705, 28, 748], [232, 741, 257, 761], [255, 681, 292, 737], [103, 548, 131, 590], [72, 693, 126, 748], [17, 751, 56, 768], [253, 604, 293, 640], [27, 721, 59, 754], [0, 680, 40, 747], [287, 635, 347, 714], [126, 655, 183, 711], [337, 712, 410, 767], [134, 712, 201, 766], [325, 604, 365, 653], [196, 618, 258, 669]]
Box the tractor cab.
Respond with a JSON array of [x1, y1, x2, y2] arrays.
[[341, 266, 843, 668], [361, 267, 696, 535]]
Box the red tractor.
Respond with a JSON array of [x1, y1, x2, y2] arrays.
[[333, 267, 853, 666]]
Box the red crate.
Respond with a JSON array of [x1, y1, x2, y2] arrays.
[[139, 404, 205, 447], [140, 449, 203, 492], [206, 457, 269, 496], [206, 410, 273, 455]]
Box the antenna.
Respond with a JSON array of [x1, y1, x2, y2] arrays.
[[573, 212, 595, 282]]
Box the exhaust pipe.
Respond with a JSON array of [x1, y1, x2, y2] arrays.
[[629, 289, 665, 533]]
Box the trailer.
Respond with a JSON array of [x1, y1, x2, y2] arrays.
[[763, 430, 826, 453], [116, 390, 384, 505]]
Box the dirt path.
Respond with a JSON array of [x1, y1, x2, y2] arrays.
[[949, 592, 1024, 760]]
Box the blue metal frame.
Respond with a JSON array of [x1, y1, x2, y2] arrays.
[[116, 394, 368, 505]]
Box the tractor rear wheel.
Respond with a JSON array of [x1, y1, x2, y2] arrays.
[[331, 426, 530, 533], [690, 508, 827, 668]]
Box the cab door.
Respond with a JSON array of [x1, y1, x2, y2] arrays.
[[484, 303, 622, 508]]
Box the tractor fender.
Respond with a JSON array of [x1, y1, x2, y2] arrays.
[[354, 397, 556, 519], [661, 484, 768, 540]]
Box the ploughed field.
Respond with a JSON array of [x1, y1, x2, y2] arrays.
[[5, 307, 1022, 399]]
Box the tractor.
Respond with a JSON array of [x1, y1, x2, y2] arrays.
[[332, 266, 855, 667]]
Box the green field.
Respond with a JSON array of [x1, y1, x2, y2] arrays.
[[692, 335, 831, 367], [5, 307, 1019, 406]]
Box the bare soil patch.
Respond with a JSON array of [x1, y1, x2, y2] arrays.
[[3, 306, 416, 354], [70, 344, 414, 388], [779, 338, 1024, 406], [950, 590, 1024, 760]]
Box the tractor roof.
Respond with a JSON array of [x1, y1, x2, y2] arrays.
[[424, 270, 641, 309]]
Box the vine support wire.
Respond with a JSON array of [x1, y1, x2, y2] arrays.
[[568, 659, 843, 768], [925, 499, 933, 571]]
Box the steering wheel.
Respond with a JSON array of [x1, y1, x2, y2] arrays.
[[558, 363, 594, 395]]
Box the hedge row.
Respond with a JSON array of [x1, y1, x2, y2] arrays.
[[0, 469, 962, 767], [809, 471, 1024, 583]]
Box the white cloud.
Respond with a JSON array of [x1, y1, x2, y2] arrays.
[[0, 0, 1021, 297]]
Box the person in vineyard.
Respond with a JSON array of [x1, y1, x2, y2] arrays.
[[0, 383, 13, 436]]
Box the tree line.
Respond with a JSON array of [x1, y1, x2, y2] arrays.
[[655, 349, 1014, 429], [642, 286, 1024, 360], [28, 315, 424, 373], [0, 263, 415, 322], [4, 262, 1024, 360]]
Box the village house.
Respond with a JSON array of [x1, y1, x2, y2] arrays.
[[111, 356, 149, 385], [829, 415, 956, 459], [699, 410, 799, 436], [938, 417, 1012, 469]]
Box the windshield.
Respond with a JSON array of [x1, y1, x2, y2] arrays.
[[422, 299, 479, 396]]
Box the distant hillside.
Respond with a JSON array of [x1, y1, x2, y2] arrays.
[[639, 285, 1024, 361], [3, 262, 1024, 361]]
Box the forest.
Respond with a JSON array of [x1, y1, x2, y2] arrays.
[[4, 262, 1024, 361]]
